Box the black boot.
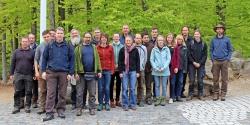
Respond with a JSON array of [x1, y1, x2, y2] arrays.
[[25, 106, 31, 113], [12, 107, 20, 114], [43, 113, 54, 122], [176, 96, 183, 102]]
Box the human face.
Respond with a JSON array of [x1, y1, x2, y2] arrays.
[[157, 37, 164, 48], [49, 31, 56, 40], [125, 37, 133, 47], [113, 34, 120, 42], [134, 34, 142, 44], [166, 35, 174, 45], [182, 27, 189, 36], [151, 29, 158, 38], [71, 30, 79, 38], [194, 31, 201, 42], [100, 35, 108, 45], [122, 25, 130, 35], [43, 34, 51, 43], [55, 30, 64, 42], [28, 34, 35, 44], [83, 33, 92, 44], [177, 38, 183, 45], [94, 30, 101, 39], [142, 35, 149, 43], [21, 38, 29, 49], [216, 27, 224, 35]]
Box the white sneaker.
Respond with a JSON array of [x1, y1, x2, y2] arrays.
[[169, 98, 173, 104]]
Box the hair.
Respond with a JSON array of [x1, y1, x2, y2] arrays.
[[70, 29, 79, 34], [42, 30, 50, 36], [28, 33, 35, 37], [101, 33, 109, 40], [141, 32, 149, 38], [83, 32, 92, 37], [151, 26, 158, 31], [113, 32, 120, 37], [194, 29, 201, 35], [49, 28, 56, 32], [166, 33, 175, 45], [56, 27, 64, 32], [175, 34, 186, 46], [125, 35, 133, 42], [181, 25, 189, 31]]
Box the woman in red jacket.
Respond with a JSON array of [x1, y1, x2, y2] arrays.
[[97, 33, 115, 111]]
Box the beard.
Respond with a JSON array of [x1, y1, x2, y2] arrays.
[[71, 36, 81, 46]]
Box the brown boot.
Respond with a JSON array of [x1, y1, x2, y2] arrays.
[[213, 93, 219, 101], [115, 100, 121, 107], [110, 100, 116, 108]]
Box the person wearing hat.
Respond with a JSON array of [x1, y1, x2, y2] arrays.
[[210, 24, 233, 101]]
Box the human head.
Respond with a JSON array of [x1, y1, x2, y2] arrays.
[[156, 35, 165, 48], [93, 28, 101, 40], [28, 33, 35, 44], [166, 33, 174, 46], [214, 24, 225, 35], [42, 30, 51, 43], [122, 24, 130, 35], [175, 34, 185, 46], [142, 32, 149, 43], [20, 36, 29, 49], [83, 32, 92, 44], [55, 27, 64, 42], [100, 33, 109, 45], [134, 33, 142, 45], [193, 30, 201, 42], [181, 26, 189, 37], [49, 29, 56, 40], [151, 27, 158, 39], [125, 36, 133, 47], [112, 33, 120, 43], [70, 29, 80, 46]]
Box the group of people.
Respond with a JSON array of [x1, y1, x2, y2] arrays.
[[10, 24, 233, 122]]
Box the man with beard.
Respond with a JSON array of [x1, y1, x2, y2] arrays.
[[91, 28, 101, 45], [68, 29, 81, 110], [120, 24, 133, 45]]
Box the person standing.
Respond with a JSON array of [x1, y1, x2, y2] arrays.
[[181, 26, 193, 98], [186, 30, 207, 101], [97, 33, 115, 111], [110, 33, 123, 108], [120, 24, 133, 45], [41, 27, 74, 121], [10, 36, 35, 114], [34, 30, 51, 114], [118, 36, 140, 111], [142, 32, 154, 105], [75, 32, 102, 116], [150, 35, 171, 106], [150, 27, 159, 45], [135, 33, 147, 107], [92, 28, 101, 45], [170, 35, 188, 102], [210, 24, 233, 101]]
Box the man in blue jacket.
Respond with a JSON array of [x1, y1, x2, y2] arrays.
[[41, 27, 74, 121], [210, 24, 233, 101]]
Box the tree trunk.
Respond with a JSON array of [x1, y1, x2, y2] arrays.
[[141, 0, 148, 11], [1, 32, 7, 84], [49, 0, 55, 29], [58, 0, 65, 27], [31, 2, 37, 38], [68, 5, 73, 32], [14, 17, 19, 49], [86, 0, 92, 26], [216, 0, 226, 25]]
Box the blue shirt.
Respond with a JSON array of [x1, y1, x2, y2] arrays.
[[82, 44, 94, 72], [41, 41, 74, 75], [210, 36, 233, 61]]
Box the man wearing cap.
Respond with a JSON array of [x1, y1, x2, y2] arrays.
[[210, 24, 233, 101]]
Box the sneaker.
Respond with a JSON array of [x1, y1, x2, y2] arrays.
[[213, 93, 219, 101], [186, 96, 193, 101], [221, 96, 226, 101], [110, 101, 116, 108], [138, 101, 144, 107], [146, 98, 153, 105], [123, 106, 129, 111], [168, 98, 174, 104], [42, 113, 54, 122], [89, 109, 95, 115], [12, 107, 20, 114], [160, 97, 166, 106], [154, 97, 161, 106], [76, 109, 82, 116], [105, 104, 110, 111], [97, 104, 103, 111]]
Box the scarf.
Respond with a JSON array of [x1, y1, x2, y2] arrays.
[[124, 44, 135, 73]]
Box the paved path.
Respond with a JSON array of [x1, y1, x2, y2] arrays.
[[1, 95, 250, 125]]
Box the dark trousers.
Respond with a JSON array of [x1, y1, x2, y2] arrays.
[[170, 70, 184, 99], [32, 79, 38, 104], [38, 78, 47, 110], [212, 60, 229, 96], [13, 73, 33, 108], [45, 70, 68, 113], [110, 71, 121, 102], [182, 73, 188, 96], [76, 74, 96, 110], [71, 84, 77, 106], [137, 71, 145, 102], [144, 72, 152, 100], [188, 64, 204, 96]]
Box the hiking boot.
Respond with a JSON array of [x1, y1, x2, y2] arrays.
[[115, 101, 122, 107], [12, 107, 20, 114], [138, 101, 144, 107], [25, 106, 31, 113], [89, 109, 95, 115], [37, 109, 46, 115], [97, 104, 103, 111], [168, 98, 174, 104], [105, 104, 110, 111], [58, 112, 65, 119], [176, 96, 183, 102], [198, 96, 205, 101], [154, 97, 161, 106], [43, 113, 54, 122], [186, 96, 193, 101], [213, 93, 219, 101], [110, 100, 116, 108], [146, 98, 153, 105], [221, 92, 226, 101], [160, 97, 166, 106], [76, 109, 82, 116]]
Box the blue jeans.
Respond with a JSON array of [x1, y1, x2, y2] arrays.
[[98, 70, 111, 104], [170, 69, 184, 99], [154, 76, 168, 97], [122, 71, 137, 108]]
